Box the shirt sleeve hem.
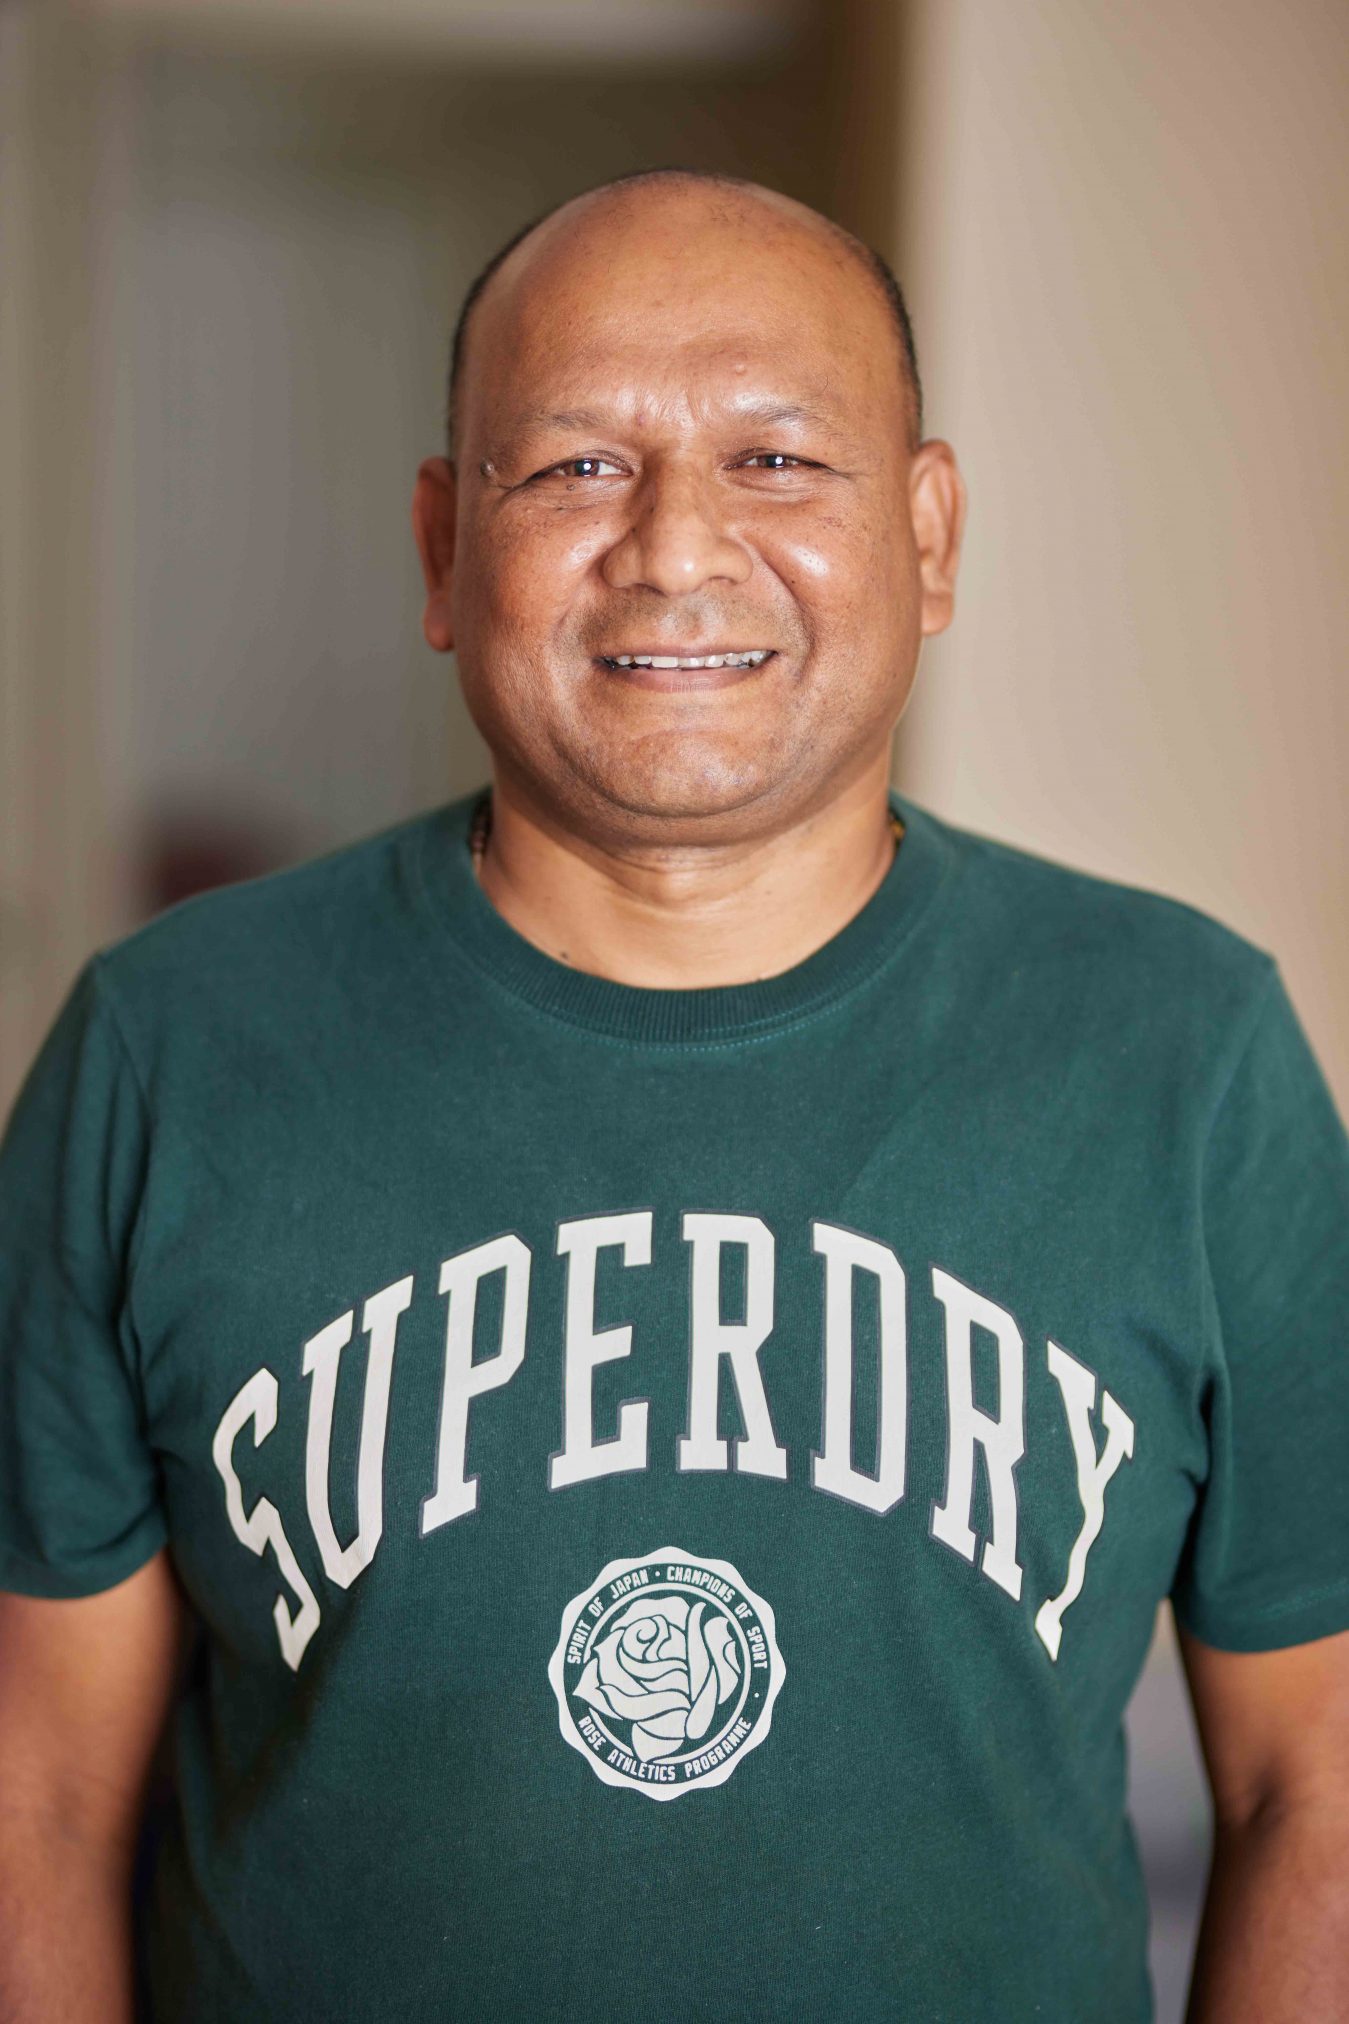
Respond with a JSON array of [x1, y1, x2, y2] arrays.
[[0, 1521, 169, 1601], [1173, 1583, 1349, 1652]]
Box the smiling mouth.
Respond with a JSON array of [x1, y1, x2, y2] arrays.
[[599, 649, 774, 671]]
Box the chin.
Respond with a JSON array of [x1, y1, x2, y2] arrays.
[[568, 745, 786, 827]]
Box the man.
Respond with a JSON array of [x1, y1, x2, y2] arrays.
[[1, 168, 1347, 2023]]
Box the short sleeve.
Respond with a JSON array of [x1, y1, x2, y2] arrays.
[[1172, 963, 1349, 1650], [0, 958, 167, 1597]]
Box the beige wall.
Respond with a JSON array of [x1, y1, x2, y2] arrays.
[[0, 11, 136, 1104], [893, 0, 1349, 1106]]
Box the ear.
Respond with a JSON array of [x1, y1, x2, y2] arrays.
[[412, 456, 458, 653], [909, 441, 967, 638]]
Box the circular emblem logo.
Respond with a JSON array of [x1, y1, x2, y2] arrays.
[[548, 1547, 785, 1801]]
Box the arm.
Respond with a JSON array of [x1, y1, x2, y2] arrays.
[[0, 1550, 185, 2023], [1180, 1621, 1349, 2023]]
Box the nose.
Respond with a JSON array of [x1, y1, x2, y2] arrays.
[[600, 463, 753, 596]]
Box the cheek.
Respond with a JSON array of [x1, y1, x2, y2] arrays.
[[461, 511, 612, 628], [780, 544, 832, 590], [765, 513, 906, 629], [451, 518, 609, 741]]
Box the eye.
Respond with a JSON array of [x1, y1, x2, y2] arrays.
[[534, 456, 625, 482], [738, 452, 819, 472]]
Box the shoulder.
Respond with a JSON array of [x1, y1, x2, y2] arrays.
[[90, 798, 472, 1055], [900, 796, 1277, 1068]]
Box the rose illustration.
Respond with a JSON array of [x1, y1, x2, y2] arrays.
[[574, 1593, 742, 1763]]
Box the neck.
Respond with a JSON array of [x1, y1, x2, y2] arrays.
[[472, 761, 902, 990]]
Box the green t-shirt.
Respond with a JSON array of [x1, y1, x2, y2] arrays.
[[3, 786, 1349, 2023]]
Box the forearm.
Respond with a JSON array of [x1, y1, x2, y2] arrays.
[[1185, 1806, 1349, 2023], [0, 1825, 137, 2023]]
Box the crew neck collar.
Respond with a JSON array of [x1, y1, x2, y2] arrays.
[[413, 787, 953, 1047]]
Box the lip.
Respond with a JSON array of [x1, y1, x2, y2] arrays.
[[605, 664, 764, 692], [596, 651, 776, 693], [597, 646, 772, 661], [594, 646, 777, 693]]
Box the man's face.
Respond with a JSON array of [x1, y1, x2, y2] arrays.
[[415, 185, 963, 842]]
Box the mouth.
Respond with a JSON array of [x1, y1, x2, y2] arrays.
[[595, 647, 776, 691], [598, 649, 774, 671]]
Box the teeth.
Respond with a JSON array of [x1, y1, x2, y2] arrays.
[[607, 650, 771, 670]]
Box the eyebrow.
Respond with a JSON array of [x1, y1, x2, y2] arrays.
[[725, 400, 834, 430], [500, 397, 837, 442], [520, 409, 609, 434]]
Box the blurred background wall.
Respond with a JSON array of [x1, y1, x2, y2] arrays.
[[894, 0, 1349, 1105], [2, 1, 1346, 2015]]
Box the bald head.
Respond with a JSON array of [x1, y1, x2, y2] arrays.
[[413, 161, 966, 849], [446, 170, 923, 458]]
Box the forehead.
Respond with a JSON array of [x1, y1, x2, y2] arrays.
[[461, 193, 905, 443]]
